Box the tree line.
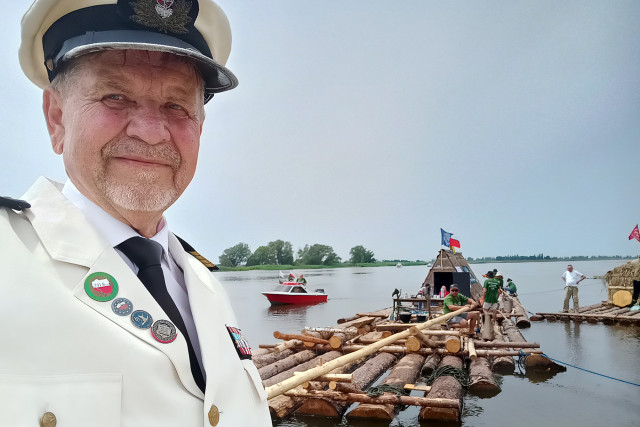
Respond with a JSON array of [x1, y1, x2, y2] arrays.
[[218, 240, 376, 267]]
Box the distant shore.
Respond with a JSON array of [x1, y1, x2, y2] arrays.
[[215, 256, 636, 272]]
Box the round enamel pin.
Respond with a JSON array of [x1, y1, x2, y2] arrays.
[[131, 310, 153, 329], [84, 272, 118, 302], [111, 298, 133, 316], [151, 319, 177, 343]]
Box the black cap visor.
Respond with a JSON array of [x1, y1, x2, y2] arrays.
[[55, 31, 237, 102]]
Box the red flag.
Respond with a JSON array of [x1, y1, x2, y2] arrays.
[[629, 225, 640, 242], [450, 238, 461, 248]]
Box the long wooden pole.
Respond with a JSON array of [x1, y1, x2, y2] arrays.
[[266, 306, 470, 399]]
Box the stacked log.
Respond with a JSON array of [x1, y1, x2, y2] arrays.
[[258, 350, 316, 381], [253, 349, 294, 369], [419, 355, 463, 421], [490, 322, 516, 373], [266, 351, 343, 418], [347, 353, 426, 420], [468, 355, 500, 396], [296, 352, 397, 417], [511, 297, 531, 328]]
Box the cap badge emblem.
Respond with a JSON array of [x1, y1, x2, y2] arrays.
[[129, 0, 193, 34], [156, 0, 175, 18]]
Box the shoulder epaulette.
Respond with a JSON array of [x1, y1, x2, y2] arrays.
[[175, 235, 219, 271], [0, 196, 31, 211]]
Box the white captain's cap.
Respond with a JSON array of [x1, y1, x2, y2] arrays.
[[19, 0, 238, 102]]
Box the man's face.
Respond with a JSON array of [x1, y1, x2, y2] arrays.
[[567, 265, 573, 272], [46, 50, 205, 214]]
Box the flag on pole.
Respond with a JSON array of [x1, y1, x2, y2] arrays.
[[450, 238, 460, 248], [630, 225, 640, 242], [441, 229, 453, 247]]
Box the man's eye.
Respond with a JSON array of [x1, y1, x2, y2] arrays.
[[105, 94, 124, 101], [167, 104, 183, 111]]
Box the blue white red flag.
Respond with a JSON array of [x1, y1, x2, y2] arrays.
[[441, 229, 453, 247]]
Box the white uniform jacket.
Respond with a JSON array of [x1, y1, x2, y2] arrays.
[[0, 178, 270, 426]]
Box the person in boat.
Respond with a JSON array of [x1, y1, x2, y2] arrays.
[[288, 272, 295, 281], [0, 1, 269, 425], [443, 284, 479, 335], [296, 274, 307, 284], [481, 271, 504, 326], [505, 278, 518, 296]]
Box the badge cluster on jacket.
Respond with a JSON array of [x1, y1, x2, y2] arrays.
[[84, 271, 177, 344]]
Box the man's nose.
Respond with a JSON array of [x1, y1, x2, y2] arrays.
[[126, 106, 171, 145]]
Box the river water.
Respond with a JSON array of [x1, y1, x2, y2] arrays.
[[215, 259, 640, 427]]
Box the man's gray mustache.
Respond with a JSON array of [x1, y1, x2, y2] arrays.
[[102, 139, 182, 169]]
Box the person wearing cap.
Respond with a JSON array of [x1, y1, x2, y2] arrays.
[[505, 278, 518, 296], [0, 1, 270, 425], [562, 264, 586, 313], [481, 270, 503, 325], [495, 270, 504, 289], [296, 274, 307, 284], [443, 284, 479, 335]]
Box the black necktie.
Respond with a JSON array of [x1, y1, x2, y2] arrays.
[[116, 237, 206, 392]]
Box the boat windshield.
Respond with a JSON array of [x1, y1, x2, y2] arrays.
[[273, 285, 292, 292], [290, 286, 308, 293]]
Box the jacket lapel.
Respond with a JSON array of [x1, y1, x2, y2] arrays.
[[168, 234, 238, 402], [24, 178, 204, 399]]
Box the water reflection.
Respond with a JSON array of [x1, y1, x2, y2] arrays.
[[563, 321, 583, 359]]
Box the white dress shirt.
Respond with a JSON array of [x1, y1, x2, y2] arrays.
[[62, 181, 205, 379]]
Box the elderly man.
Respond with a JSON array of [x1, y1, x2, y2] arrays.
[[0, 1, 269, 425], [562, 264, 587, 313]]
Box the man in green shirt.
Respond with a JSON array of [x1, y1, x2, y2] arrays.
[[443, 284, 479, 335], [506, 278, 517, 296], [482, 271, 504, 325]]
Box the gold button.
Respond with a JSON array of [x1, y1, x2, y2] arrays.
[[40, 412, 57, 427], [208, 404, 220, 426]]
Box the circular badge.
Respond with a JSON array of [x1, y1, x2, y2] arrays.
[[84, 272, 118, 302], [152, 319, 177, 343], [111, 298, 133, 316], [131, 309, 153, 329]]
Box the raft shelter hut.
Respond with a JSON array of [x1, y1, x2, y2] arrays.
[[604, 257, 640, 306], [422, 249, 484, 300]]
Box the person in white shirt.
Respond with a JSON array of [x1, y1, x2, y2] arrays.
[[562, 264, 587, 313]]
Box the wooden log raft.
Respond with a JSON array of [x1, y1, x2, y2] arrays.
[[419, 355, 463, 421], [347, 353, 426, 420], [296, 352, 397, 418], [266, 306, 472, 399]]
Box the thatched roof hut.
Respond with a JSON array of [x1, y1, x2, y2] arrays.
[[604, 257, 640, 302]]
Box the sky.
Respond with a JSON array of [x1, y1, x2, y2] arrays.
[[2, 1, 639, 263]]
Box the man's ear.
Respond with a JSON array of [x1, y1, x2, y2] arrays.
[[43, 88, 65, 154]]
